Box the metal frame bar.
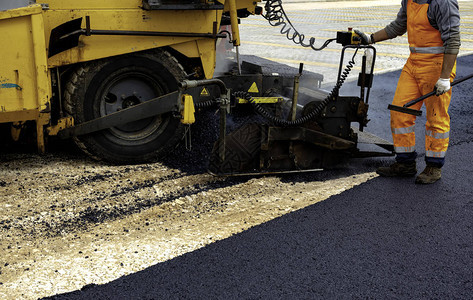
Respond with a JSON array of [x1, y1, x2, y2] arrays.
[[57, 91, 181, 139]]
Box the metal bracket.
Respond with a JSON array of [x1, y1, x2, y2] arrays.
[[47, 117, 74, 136], [57, 91, 181, 139]]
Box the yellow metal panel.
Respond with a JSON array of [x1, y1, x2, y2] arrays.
[[48, 35, 198, 68], [31, 13, 51, 112], [197, 39, 217, 79], [43, 0, 142, 10], [42, 0, 258, 76], [0, 6, 50, 118], [0, 110, 39, 122], [44, 7, 223, 68], [0, 4, 42, 20], [171, 41, 201, 58]]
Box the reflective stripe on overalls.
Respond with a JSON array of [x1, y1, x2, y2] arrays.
[[390, 0, 456, 160]]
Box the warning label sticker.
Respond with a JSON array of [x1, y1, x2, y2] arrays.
[[200, 88, 210, 96], [248, 82, 259, 93]]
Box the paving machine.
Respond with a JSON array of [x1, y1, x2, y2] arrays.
[[0, 0, 393, 175]]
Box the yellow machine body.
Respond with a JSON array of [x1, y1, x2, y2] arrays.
[[0, 0, 257, 152], [0, 5, 51, 151]]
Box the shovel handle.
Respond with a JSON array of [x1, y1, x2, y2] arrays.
[[403, 90, 435, 108], [403, 72, 473, 108]]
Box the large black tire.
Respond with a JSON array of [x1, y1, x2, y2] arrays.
[[64, 50, 186, 164]]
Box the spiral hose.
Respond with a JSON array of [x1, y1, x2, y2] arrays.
[[263, 0, 336, 51], [195, 99, 218, 109]]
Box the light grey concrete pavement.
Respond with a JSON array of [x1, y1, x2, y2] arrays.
[[238, 0, 473, 85]]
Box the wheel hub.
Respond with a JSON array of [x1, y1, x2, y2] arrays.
[[100, 73, 167, 140], [122, 95, 141, 109]]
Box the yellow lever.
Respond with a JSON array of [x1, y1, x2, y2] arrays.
[[181, 94, 195, 124]]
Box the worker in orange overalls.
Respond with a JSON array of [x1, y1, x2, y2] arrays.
[[356, 0, 461, 184]]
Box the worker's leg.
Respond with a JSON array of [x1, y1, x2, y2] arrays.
[[377, 60, 420, 177], [423, 91, 452, 165], [423, 63, 456, 167], [390, 59, 423, 163], [414, 57, 455, 184]]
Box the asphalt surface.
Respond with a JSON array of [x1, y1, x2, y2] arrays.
[[44, 52, 473, 299]]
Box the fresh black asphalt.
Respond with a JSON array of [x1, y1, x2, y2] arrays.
[[46, 54, 473, 299]]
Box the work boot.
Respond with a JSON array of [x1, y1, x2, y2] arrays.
[[415, 166, 441, 184], [376, 162, 417, 177]]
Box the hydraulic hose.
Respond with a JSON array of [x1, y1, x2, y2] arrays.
[[195, 99, 218, 109], [263, 0, 336, 51]]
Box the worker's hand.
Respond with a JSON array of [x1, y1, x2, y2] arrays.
[[434, 78, 451, 96], [354, 29, 373, 45]]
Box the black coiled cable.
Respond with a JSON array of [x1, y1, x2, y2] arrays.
[[195, 99, 218, 109], [263, 0, 336, 51], [233, 49, 358, 127]]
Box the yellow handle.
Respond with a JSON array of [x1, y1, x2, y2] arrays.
[[181, 94, 196, 125], [228, 0, 241, 46]]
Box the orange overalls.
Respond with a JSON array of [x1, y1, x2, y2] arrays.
[[390, 0, 456, 166]]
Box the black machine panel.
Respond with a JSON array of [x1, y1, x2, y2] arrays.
[[142, 0, 224, 10]]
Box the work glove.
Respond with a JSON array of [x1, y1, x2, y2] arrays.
[[354, 29, 373, 45], [434, 78, 451, 96]]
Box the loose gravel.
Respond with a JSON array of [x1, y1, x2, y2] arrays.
[[0, 145, 376, 299]]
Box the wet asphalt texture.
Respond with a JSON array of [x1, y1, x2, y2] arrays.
[[45, 55, 473, 298]]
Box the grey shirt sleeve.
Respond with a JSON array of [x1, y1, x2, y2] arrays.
[[429, 0, 461, 54], [383, 0, 461, 55], [384, 0, 408, 39]]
